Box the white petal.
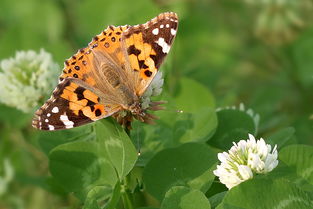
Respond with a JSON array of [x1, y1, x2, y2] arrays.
[[218, 152, 229, 163], [238, 165, 253, 180], [220, 174, 242, 189], [248, 134, 256, 142], [248, 152, 265, 173], [264, 153, 278, 172]]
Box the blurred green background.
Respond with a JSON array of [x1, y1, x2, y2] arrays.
[[1, 0, 313, 208]]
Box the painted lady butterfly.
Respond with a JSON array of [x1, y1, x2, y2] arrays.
[[32, 12, 178, 130]]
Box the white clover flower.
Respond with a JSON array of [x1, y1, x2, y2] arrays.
[[213, 134, 278, 189], [0, 49, 59, 113], [244, 0, 313, 44], [141, 71, 164, 109]]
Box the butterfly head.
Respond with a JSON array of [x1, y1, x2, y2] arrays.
[[128, 101, 145, 117]]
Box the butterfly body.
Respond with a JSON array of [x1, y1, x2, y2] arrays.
[[33, 12, 178, 130]]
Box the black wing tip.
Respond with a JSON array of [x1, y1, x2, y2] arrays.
[[32, 109, 46, 130]]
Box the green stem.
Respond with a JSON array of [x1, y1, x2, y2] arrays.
[[121, 190, 134, 209], [121, 126, 135, 209], [121, 176, 134, 209]]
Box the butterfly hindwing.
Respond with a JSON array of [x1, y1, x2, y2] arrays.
[[32, 78, 121, 130], [123, 12, 178, 95]]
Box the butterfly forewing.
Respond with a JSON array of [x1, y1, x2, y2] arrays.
[[58, 25, 131, 84], [123, 12, 178, 95]]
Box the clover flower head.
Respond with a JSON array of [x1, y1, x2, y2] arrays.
[[0, 49, 59, 112], [141, 71, 164, 109], [245, 0, 313, 44], [213, 134, 278, 189]]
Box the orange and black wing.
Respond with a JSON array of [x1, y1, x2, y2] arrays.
[[32, 78, 121, 130], [123, 12, 178, 95]]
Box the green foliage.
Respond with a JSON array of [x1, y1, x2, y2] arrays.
[[279, 145, 313, 189], [49, 141, 115, 200], [37, 125, 94, 155], [266, 127, 295, 148], [161, 186, 211, 209], [0, 104, 31, 128], [49, 119, 137, 203], [1, 0, 313, 208], [95, 120, 138, 180], [131, 77, 217, 165], [143, 143, 216, 201], [173, 78, 215, 112], [208, 109, 256, 150], [217, 178, 313, 209]]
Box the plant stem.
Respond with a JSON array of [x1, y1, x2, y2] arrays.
[[121, 125, 134, 209], [121, 190, 134, 209], [121, 176, 134, 209]]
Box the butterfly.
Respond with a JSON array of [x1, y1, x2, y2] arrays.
[[32, 12, 178, 131]]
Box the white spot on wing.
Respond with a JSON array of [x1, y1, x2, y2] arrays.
[[166, 24, 170, 28], [47, 113, 51, 117], [60, 114, 74, 129], [52, 107, 59, 113], [152, 28, 159, 35], [171, 29, 177, 35], [156, 38, 171, 53], [45, 119, 49, 123], [160, 24, 164, 28], [48, 125, 55, 130]]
